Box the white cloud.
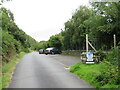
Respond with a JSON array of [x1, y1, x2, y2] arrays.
[[3, 0, 90, 41]]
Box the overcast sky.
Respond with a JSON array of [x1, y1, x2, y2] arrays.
[[2, 0, 90, 42]]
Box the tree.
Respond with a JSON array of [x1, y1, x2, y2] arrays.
[[62, 6, 92, 50], [48, 34, 62, 49], [36, 41, 49, 50], [1, 7, 38, 63], [89, 2, 120, 49], [61, 2, 120, 50]]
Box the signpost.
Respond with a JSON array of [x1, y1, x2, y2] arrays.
[[113, 34, 116, 48], [86, 34, 88, 53], [85, 34, 95, 64], [82, 34, 117, 64]]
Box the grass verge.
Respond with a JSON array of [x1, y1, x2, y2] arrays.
[[0, 76, 1, 89], [70, 62, 119, 88], [1, 52, 27, 89]]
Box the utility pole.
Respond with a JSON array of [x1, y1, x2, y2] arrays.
[[86, 34, 88, 53], [114, 34, 116, 48]]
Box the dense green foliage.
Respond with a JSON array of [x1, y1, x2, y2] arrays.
[[62, 6, 92, 50], [48, 34, 62, 49], [61, 2, 120, 50], [105, 47, 120, 66], [70, 49, 119, 88], [1, 7, 38, 63], [38, 2, 120, 51], [36, 41, 49, 50]]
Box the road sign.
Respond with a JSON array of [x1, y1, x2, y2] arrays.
[[86, 52, 93, 61], [86, 51, 94, 64]]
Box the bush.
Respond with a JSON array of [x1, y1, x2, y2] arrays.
[[105, 47, 120, 66], [95, 47, 120, 87], [2, 31, 21, 63], [96, 61, 119, 86]]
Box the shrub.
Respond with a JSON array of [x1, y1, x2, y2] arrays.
[[2, 31, 21, 63], [96, 61, 119, 86], [105, 47, 120, 66]]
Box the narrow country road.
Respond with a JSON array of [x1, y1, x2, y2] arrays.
[[9, 51, 93, 88]]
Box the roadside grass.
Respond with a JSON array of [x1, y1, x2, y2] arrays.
[[1, 52, 27, 88], [0, 57, 2, 90], [70, 62, 119, 88], [0, 75, 2, 89]]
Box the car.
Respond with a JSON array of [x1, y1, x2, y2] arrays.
[[44, 47, 62, 55], [39, 49, 45, 54]]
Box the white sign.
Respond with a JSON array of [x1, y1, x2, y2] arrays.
[[86, 52, 93, 61]]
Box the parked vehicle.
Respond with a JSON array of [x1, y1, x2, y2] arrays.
[[45, 47, 62, 55], [39, 49, 45, 54]]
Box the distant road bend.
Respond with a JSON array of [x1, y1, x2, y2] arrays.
[[9, 51, 93, 88]]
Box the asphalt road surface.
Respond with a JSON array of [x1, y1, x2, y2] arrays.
[[9, 51, 93, 88]]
